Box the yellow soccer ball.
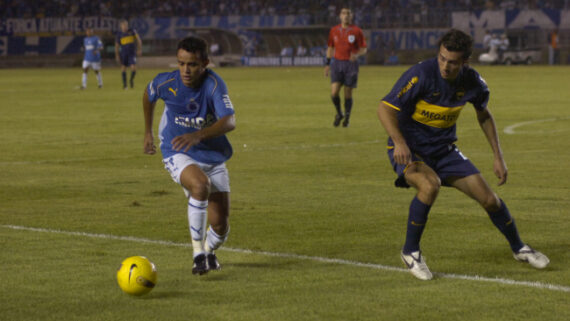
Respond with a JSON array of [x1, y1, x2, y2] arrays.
[[116, 256, 157, 296]]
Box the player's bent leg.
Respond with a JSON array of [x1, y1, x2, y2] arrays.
[[179, 165, 212, 275], [399, 163, 439, 280], [448, 174, 548, 268]]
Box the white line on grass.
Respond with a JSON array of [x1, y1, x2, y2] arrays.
[[504, 117, 570, 135], [3, 224, 569, 293]]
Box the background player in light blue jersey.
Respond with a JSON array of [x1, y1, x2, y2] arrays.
[[377, 29, 549, 280], [143, 37, 236, 275], [115, 20, 142, 89], [81, 28, 103, 89]]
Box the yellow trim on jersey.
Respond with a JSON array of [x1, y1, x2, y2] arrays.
[[120, 35, 135, 45], [156, 78, 176, 91], [208, 74, 218, 95], [387, 145, 394, 150], [382, 100, 401, 111], [412, 100, 464, 128]]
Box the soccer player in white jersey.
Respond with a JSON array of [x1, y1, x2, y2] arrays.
[[143, 37, 236, 275], [81, 28, 103, 89]]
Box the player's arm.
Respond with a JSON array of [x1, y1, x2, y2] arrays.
[[143, 88, 157, 155], [377, 102, 412, 165], [171, 115, 236, 153], [114, 41, 120, 64], [476, 107, 507, 185], [324, 46, 334, 77], [135, 33, 143, 56]]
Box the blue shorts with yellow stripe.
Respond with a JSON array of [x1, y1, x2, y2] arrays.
[[387, 143, 480, 188]]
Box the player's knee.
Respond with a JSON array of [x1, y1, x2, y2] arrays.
[[210, 220, 229, 235], [416, 177, 440, 203], [192, 176, 211, 196], [424, 179, 440, 197], [183, 174, 211, 199]]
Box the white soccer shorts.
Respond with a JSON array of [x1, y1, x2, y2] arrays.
[[162, 153, 230, 197], [82, 60, 101, 71]]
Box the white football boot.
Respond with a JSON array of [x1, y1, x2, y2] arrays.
[[401, 251, 433, 280], [513, 244, 550, 269]]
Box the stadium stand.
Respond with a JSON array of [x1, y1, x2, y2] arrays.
[[0, 0, 568, 67]]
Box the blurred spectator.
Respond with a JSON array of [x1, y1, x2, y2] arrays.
[[0, 0, 567, 20], [385, 51, 399, 65], [296, 43, 307, 56], [483, 30, 492, 52], [548, 28, 559, 65], [280, 45, 293, 57], [210, 42, 222, 56]]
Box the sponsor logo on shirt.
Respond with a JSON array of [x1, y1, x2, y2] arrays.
[[412, 100, 464, 128], [120, 35, 135, 45], [174, 114, 215, 129]]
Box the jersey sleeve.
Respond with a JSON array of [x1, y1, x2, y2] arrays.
[[147, 74, 163, 103], [470, 72, 490, 110], [97, 37, 103, 50], [382, 65, 423, 113], [210, 77, 235, 119]]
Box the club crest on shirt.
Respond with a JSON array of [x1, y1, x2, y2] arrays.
[[348, 35, 355, 43], [186, 99, 199, 112]]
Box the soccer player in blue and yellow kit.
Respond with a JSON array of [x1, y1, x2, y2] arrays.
[[115, 20, 142, 89], [143, 37, 236, 275], [81, 28, 103, 89], [377, 29, 549, 280]]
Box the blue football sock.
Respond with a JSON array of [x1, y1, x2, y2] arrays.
[[487, 199, 524, 252], [331, 96, 342, 115], [344, 98, 353, 118], [121, 71, 127, 88], [403, 196, 431, 254]]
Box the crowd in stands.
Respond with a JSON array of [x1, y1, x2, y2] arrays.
[[2, 0, 568, 20]]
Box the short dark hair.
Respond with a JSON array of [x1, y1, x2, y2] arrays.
[[438, 29, 473, 60], [177, 37, 208, 61]]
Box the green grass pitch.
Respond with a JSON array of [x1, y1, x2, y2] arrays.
[[1, 64, 569, 321]]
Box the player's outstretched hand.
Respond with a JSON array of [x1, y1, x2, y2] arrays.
[[171, 133, 201, 153], [143, 133, 156, 155]]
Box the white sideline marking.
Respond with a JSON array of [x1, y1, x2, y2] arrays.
[[504, 117, 570, 134], [3, 224, 569, 293]]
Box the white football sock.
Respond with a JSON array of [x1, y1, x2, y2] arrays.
[[96, 72, 103, 87], [81, 72, 87, 87], [188, 197, 208, 258], [205, 226, 229, 253]]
